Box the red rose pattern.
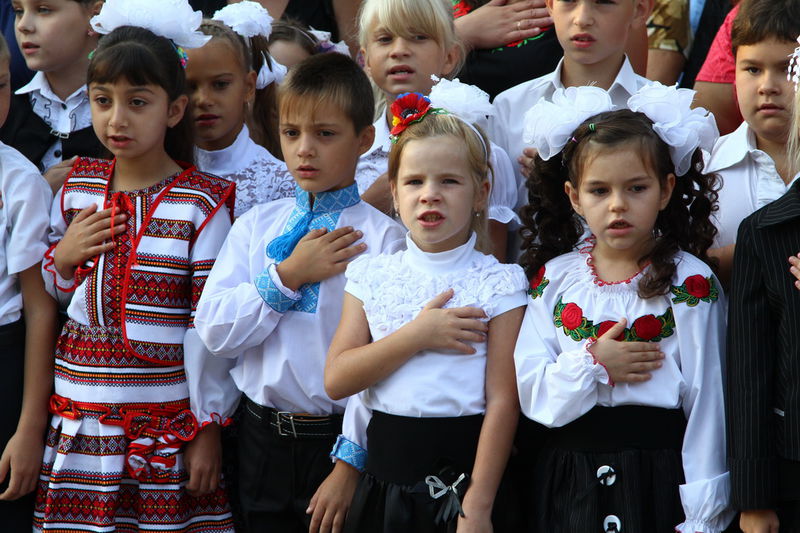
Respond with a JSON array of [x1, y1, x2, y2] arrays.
[[632, 315, 662, 341], [596, 320, 625, 341], [561, 303, 583, 330], [684, 274, 711, 298], [531, 266, 545, 290]]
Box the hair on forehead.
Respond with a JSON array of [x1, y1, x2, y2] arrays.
[[278, 53, 374, 132], [731, 0, 800, 54], [357, 0, 460, 55]]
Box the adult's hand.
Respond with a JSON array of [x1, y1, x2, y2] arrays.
[[455, 0, 552, 52]]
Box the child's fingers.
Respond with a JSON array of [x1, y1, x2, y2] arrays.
[[333, 242, 367, 263], [449, 340, 478, 354], [86, 213, 126, 234], [329, 229, 363, 249], [451, 306, 488, 321], [299, 228, 328, 242], [320, 226, 355, 243], [423, 289, 454, 310], [72, 203, 100, 222], [87, 241, 116, 257], [599, 318, 627, 340], [628, 361, 663, 373], [620, 372, 653, 383], [454, 317, 489, 334], [308, 503, 324, 533]]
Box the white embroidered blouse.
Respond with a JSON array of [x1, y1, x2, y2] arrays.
[[514, 241, 733, 532], [195, 125, 295, 217]]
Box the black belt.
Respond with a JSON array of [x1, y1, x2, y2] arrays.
[[244, 397, 342, 439]]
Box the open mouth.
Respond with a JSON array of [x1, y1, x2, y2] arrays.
[[21, 42, 39, 53], [419, 211, 444, 223], [572, 34, 595, 44], [389, 65, 414, 76], [608, 220, 631, 229]]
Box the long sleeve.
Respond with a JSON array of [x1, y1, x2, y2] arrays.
[[183, 204, 239, 426], [194, 208, 289, 357], [331, 392, 371, 472], [726, 219, 778, 509], [514, 288, 610, 428], [42, 186, 79, 305], [671, 276, 733, 532]]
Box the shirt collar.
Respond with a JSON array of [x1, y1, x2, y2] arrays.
[[195, 124, 257, 175], [364, 115, 392, 156], [294, 182, 361, 214], [403, 232, 478, 275], [16, 71, 88, 104], [708, 122, 756, 171], [548, 56, 640, 97]]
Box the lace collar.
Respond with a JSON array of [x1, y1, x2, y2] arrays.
[[404, 232, 478, 275], [195, 124, 260, 176], [294, 182, 360, 214]]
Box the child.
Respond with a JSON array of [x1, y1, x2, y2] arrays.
[[36, 1, 237, 529], [514, 84, 732, 532], [0, 34, 57, 533], [186, 3, 294, 217], [269, 18, 320, 68], [2, 0, 106, 192], [706, 0, 800, 285], [324, 95, 526, 532], [356, 0, 518, 260], [194, 53, 405, 533], [728, 35, 800, 533], [490, 0, 651, 200]]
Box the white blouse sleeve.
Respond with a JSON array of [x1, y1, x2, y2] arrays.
[[4, 165, 51, 275], [331, 392, 371, 472], [42, 186, 80, 307], [514, 268, 611, 428], [487, 143, 519, 225], [670, 272, 734, 532], [184, 203, 241, 426], [194, 209, 289, 357]]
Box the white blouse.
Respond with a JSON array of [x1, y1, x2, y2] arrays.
[[514, 241, 733, 532], [345, 233, 528, 417], [0, 143, 52, 325], [195, 125, 295, 217], [355, 117, 519, 225]]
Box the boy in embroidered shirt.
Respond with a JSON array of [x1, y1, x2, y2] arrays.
[[705, 0, 800, 286], [195, 53, 405, 533], [2, 0, 106, 193], [489, 0, 651, 203]]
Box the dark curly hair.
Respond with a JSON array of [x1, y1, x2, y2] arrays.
[[519, 109, 719, 299]]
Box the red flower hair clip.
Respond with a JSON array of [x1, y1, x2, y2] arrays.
[[389, 92, 433, 142]]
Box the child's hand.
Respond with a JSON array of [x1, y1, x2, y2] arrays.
[[739, 509, 779, 533], [518, 147, 538, 179], [588, 318, 664, 384], [789, 253, 800, 290], [408, 289, 488, 354], [44, 157, 77, 195], [53, 204, 127, 280], [183, 423, 222, 497], [457, 499, 493, 533], [276, 227, 366, 290], [0, 428, 44, 501], [306, 461, 360, 533]]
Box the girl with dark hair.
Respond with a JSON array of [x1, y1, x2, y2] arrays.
[[514, 84, 734, 532], [35, 0, 237, 530]]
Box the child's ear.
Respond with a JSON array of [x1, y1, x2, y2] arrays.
[[361, 48, 372, 78], [389, 177, 399, 212], [167, 94, 189, 128], [473, 179, 490, 212], [564, 180, 584, 217], [659, 172, 676, 210], [632, 0, 653, 27], [441, 44, 461, 79], [544, 0, 555, 14], [356, 124, 375, 156], [90, 0, 104, 16], [244, 69, 257, 104]]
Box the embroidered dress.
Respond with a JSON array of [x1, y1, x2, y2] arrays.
[[355, 117, 519, 225], [195, 125, 295, 217], [514, 240, 733, 533], [36, 158, 236, 532], [342, 233, 527, 532]]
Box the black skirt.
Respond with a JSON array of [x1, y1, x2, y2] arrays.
[[534, 406, 687, 533], [345, 411, 515, 533]]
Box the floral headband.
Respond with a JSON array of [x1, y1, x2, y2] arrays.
[[390, 78, 493, 159], [212, 1, 287, 89], [90, 0, 210, 68], [789, 36, 800, 90], [522, 83, 718, 177]]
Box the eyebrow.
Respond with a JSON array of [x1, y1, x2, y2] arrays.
[[91, 85, 156, 95]]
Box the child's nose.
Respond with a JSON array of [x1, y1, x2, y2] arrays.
[[108, 104, 128, 129], [609, 191, 627, 211], [296, 134, 315, 157], [573, 1, 594, 26], [16, 10, 34, 33], [389, 37, 411, 57]]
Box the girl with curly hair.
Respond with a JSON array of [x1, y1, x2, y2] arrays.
[[514, 84, 733, 533]]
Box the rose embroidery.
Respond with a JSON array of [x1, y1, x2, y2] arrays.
[[527, 266, 549, 299], [553, 297, 675, 342], [561, 303, 583, 330], [671, 275, 719, 307], [596, 320, 624, 341], [632, 314, 662, 341], [389, 93, 432, 138]]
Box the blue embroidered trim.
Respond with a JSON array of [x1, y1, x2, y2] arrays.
[[330, 434, 367, 472], [254, 267, 297, 313], [265, 183, 361, 314]]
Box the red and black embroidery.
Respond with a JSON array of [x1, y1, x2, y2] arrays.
[[553, 297, 675, 342], [528, 265, 549, 299], [671, 275, 719, 307]]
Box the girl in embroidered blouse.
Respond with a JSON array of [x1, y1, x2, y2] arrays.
[[186, 3, 294, 217], [514, 84, 732, 532], [355, 0, 518, 261], [325, 99, 527, 533], [38, 1, 236, 530]]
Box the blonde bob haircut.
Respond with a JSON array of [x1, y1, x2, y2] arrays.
[[387, 113, 493, 254], [357, 0, 463, 77], [790, 88, 800, 177]]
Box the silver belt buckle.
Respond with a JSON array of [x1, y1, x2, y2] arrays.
[[276, 411, 297, 437]]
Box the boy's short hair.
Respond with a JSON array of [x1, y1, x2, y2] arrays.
[[731, 0, 800, 55], [278, 53, 374, 133]]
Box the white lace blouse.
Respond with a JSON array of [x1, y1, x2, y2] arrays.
[[345, 233, 528, 417], [514, 240, 733, 532], [195, 125, 295, 217]]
